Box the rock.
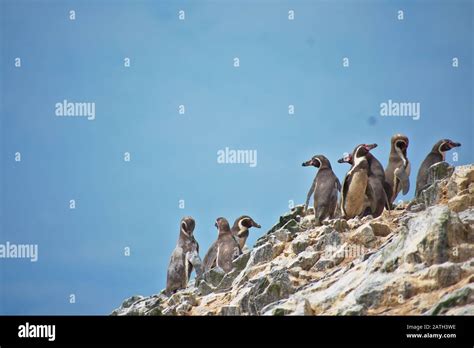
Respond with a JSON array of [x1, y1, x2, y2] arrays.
[[281, 219, 300, 234], [249, 270, 294, 315], [425, 285, 473, 315], [313, 229, 341, 251], [273, 229, 293, 243], [232, 252, 251, 271], [424, 263, 463, 288], [219, 306, 241, 316], [409, 203, 425, 213], [121, 295, 143, 309], [428, 162, 454, 186], [289, 250, 320, 271], [203, 267, 226, 287], [272, 242, 285, 258], [370, 221, 392, 237], [252, 243, 275, 265], [291, 234, 311, 254], [332, 219, 349, 232], [349, 224, 376, 248], [197, 280, 215, 296], [448, 194, 472, 213], [404, 206, 470, 266], [312, 258, 335, 271], [175, 302, 192, 315]]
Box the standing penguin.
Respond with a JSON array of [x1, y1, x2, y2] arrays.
[[302, 155, 341, 225], [231, 215, 261, 250], [385, 134, 410, 204], [203, 215, 260, 271], [338, 144, 388, 218], [340, 144, 371, 218], [415, 139, 461, 196], [214, 217, 241, 273], [166, 216, 203, 295]]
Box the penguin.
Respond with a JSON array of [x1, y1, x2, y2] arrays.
[[166, 216, 203, 295], [340, 144, 371, 219], [214, 217, 241, 273], [302, 155, 341, 225], [385, 134, 411, 204], [415, 139, 461, 197], [231, 215, 261, 250], [203, 216, 260, 271], [338, 144, 388, 218]]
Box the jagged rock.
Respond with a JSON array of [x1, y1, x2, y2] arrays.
[[248, 269, 294, 315], [233, 252, 251, 271], [197, 280, 215, 296], [349, 224, 376, 248], [291, 234, 311, 254], [273, 229, 293, 243], [409, 203, 425, 212], [448, 194, 472, 213], [175, 302, 192, 315], [419, 162, 455, 206], [252, 242, 274, 265], [289, 250, 320, 270], [313, 228, 341, 251], [425, 285, 473, 315], [219, 305, 241, 316], [202, 267, 226, 287], [332, 219, 349, 232], [370, 221, 392, 237], [281, 219, 300, 234]]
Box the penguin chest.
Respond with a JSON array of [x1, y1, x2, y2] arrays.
[[344, 171, 368, 217]]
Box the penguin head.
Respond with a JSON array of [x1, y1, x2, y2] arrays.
[[302, 155, 330, 168], [215, 217, 231, 233], [353, 143, 376, 159], [392, 134, 409, 151], [234, 215, 261, 231], [180, 216, 196, 236], [337, 152, 353, 165], [436, 139, 461, 153]]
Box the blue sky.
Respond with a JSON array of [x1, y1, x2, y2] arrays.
[[0, 0, 472, 314]]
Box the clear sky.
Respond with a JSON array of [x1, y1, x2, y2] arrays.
[[0, 0, 472, 314]]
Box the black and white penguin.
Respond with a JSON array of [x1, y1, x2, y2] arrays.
[[302, 154, 341, 225], [415, 139, 461, 196], [340, 144, 371, 219], [166, 216, 202, 295], [339, 144, 388, 218], [385, 134, 410, 204]]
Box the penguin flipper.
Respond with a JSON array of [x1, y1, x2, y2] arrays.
[[395, 167, 410, 195], [305, 178, 316, 211], [335, 177, 342, 192], [341, 174, 351, 216]]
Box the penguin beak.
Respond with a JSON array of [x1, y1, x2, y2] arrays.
[[252, 221, 261, 228], [365, 143, 377, 151], [337, 157, 345, 163], [214, 221, 218, 228], [450, 142, 461, 148], [302, 160, 311, 167]]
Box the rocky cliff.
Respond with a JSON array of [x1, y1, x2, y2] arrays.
[[112, 163, 474, 316]]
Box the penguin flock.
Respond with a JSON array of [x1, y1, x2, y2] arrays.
[[166, 135, 461, 295]]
